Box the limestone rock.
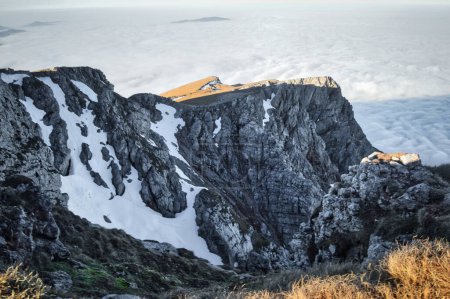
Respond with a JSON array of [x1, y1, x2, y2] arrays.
[[314, 153, 448, 263], [364, 235, 396, 266], [364, 151, 421, 167], [42, 270, 73, 293], [4, 66, 445, 277], [0, 67, 375, 272]]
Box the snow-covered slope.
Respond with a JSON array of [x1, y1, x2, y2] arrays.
[[1, 72, 221, 264]]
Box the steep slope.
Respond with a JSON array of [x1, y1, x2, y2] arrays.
[[1, 66, 449, 297], [0, 67, 375, 271], [175, 76, 376, 269], [0, 70, 234, 297]]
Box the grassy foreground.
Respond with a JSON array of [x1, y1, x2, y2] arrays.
[[242, 239, 449, 299], [1, 239, 449, 298]]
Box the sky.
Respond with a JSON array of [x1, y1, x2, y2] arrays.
[[0, 2, 449, 165], [1, 0, 450, 10]]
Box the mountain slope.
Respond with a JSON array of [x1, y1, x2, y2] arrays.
[[0, 67, 374, 268], [4, 67, 446, 297]]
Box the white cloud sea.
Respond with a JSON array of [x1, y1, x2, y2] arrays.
[[0, 4, 449, 165]]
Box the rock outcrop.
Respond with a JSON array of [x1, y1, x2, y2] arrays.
[[314, 152, 449, 263], [0, 68, 375, 271], [0, 68, 235, 297], [176, 76, 375, 268], [1, 67, 448, 297]]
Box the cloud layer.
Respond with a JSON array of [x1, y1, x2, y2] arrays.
[[0, 5, 449, 164]]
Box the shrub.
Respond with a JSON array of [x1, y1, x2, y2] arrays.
[[377, 239, 450, 298], [284, 274, 373, 299], [0, 265, 46, 298], [242, 239, 450, 299]]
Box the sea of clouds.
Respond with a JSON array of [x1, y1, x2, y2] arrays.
[[1, 4, 449, 165]]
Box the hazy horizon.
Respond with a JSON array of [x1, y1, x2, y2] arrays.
[[1, 0, 450, 11], [0, 3, 449, 165]]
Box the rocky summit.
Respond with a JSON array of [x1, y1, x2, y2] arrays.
[[0, 67, 448, 298]]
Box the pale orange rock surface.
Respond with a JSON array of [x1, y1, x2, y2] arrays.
[[361, 152, 421, 166], [160, 76, 337, 102]]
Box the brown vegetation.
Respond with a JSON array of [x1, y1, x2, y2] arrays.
[[239, 239, 450, 299], [376, 239, 450, 298], [0, 265, 46, 298]]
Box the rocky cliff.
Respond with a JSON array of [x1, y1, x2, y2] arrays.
[[0, 67, 448, 297]]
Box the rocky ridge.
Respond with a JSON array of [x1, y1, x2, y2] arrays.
[[0, 67, 448, 297], [314, 152, 449, 264]]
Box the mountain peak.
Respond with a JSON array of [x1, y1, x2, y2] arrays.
[[161, 75, 339, 102]]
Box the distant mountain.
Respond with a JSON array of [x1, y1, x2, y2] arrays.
[[25, 21, 60, 27], [0, 26, 25, 38], [172, 17, 230, 24]]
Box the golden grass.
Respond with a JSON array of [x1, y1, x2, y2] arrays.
[[243, 239, 450, 299], [283, 274, 373, 299], [0, 265, 46, 299], [377, 239, 450, 299], [244, 290, 281, 299]]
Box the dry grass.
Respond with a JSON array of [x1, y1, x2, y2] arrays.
[[0, 265, 46, 298], [241, 239, 450, 299], [377, 239, 450, 299], [284, 274, 373, 299], [244, 290, 280, 299]]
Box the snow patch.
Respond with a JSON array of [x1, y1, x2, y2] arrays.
[[262, 92, 275, 127], [37, 76, 115, 190], [139, 133, 157, 147], [24, 77, 221, 264], [20, 96, 52, 146], [0, 73, 29, 85], [66, 161, 222, 265], [213, 117, 221, 137], [71, 80, 98, 102], [152, 103, 188, 164], [200, 79, 220, 90], [175, 165, 190, 181]]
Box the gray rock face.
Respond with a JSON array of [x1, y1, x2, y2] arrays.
[[79, 142, 92, 168], [313, 152, 449, 263], [21, 76, 72, 175], [1, 68, 187, 218], [142, 240, 178, 255], [6, 66, 445, 275], [0, 73, 71, 270], [0, 181, 70, 270], [42, 270, 73, 293], [0, 67, 376, 271], [95, 91, 187, 217], [110, 161, 125, 196], [177, 78, 374, 269], [0, 68, 239, 296], [364, 235, 396, 266], [194, 190, 254, 268], [0, 80, 63, 204]]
